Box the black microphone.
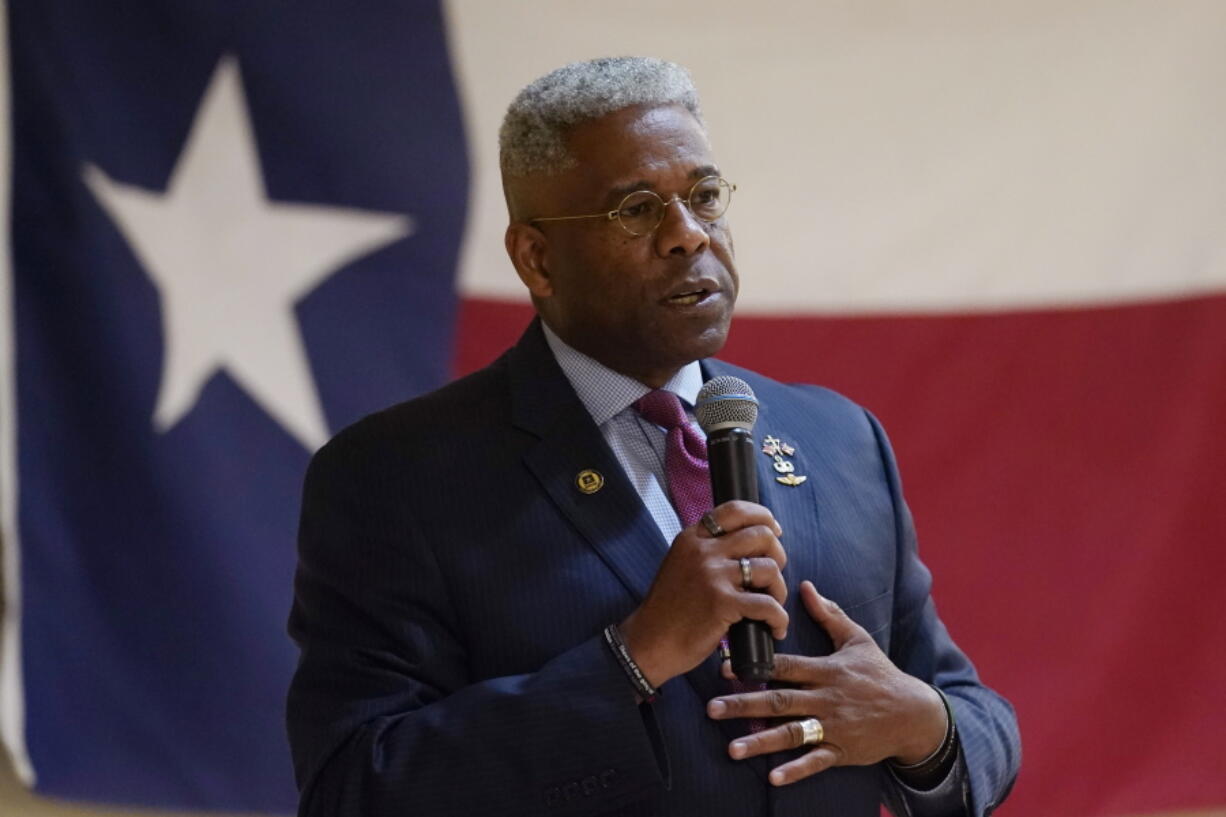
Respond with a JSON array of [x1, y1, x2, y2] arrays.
[[695, 375, 774, 683]]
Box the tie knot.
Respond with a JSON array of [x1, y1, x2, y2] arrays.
[[633, 389, 689, 430]]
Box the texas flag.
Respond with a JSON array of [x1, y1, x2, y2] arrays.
[[2, 2, 1224, 816]]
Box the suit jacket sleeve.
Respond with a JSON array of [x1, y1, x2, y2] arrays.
[[286, 431, 669, 817], [864, 410, 1022, 816]]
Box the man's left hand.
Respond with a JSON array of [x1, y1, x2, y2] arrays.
[[706, 580, 947, 787]]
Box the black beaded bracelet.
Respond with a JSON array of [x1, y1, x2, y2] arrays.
[[602, 624, 660, 703], [888, 685, 958, 787]]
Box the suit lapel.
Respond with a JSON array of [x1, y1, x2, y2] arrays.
[[698, 362, 849, 780], [521, 417, 669, 603], [666, 360, 832, 779], [701, 361, 833, 660], [510, 322, 668, 603]]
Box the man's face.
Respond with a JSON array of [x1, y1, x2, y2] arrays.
[[513, 104, 738, 387]]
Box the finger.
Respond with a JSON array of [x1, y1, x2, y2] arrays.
[[726, 719, 814, 760], [734, 558, 786, 604], [737, 593, 789, 641], [768, 745, 843, 786], [723, 652, 840, 687], [800, 580, 867, 649], [707, 686, 814, 720], [706, 500, 783, 538], [766, 652, 838, 686], [716, 526, 788, 570], [719, 657, 795, 683]]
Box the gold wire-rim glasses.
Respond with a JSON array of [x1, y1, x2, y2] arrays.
[[528, 175, 736, 236]]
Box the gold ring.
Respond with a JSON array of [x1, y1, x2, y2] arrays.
[[739, 557, 753, 589], [797, 717, 823, 746], [701, 511, 725, 537]]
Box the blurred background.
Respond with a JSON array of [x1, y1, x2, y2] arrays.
[[2, 1, 1224, 815]]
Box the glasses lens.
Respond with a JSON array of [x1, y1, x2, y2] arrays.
[[615, 191, 665, 236], [688, 177, 732, 222]]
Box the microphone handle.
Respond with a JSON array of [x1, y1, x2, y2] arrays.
[[707, 428, 775, 683]]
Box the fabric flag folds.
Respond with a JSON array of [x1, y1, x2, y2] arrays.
[[2, 0, 465, 811]]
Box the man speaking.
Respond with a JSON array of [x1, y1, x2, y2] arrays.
[[286, 57, 1020, 816]]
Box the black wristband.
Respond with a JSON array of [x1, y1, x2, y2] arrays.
[[888, 685, 959, 790], [602, 624, 660, 703]]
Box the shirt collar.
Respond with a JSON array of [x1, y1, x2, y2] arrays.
[[541, 322, 704, 426]]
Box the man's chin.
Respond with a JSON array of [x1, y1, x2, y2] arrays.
[[693, 317, 734, 356], [665, 325, 732, 369]]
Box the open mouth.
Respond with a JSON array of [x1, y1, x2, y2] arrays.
[[667, 288, 711, 306]]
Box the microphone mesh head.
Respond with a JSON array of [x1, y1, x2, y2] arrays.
[[695, 376, 759, 432]]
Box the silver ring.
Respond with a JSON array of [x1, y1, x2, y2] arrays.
[[701, 511, 725, 537], [797, 717, 824, 746], [739, 557, 753, 589]]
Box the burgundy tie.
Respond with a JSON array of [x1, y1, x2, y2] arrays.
[[633, 390, 766, 730], [632, 389, 712, 527]]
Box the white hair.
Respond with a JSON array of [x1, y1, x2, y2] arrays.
[[499, 56, 704, 177]]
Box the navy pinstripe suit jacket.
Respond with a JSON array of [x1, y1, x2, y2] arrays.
[[287, 320, 1020, 816]]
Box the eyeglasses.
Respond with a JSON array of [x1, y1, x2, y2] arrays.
[[528, 175, 736, 237]]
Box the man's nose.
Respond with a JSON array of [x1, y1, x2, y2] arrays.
[[654, 197, 710, 257]]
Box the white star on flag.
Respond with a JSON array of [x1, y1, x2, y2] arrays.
[[84, 56, 413, 450]]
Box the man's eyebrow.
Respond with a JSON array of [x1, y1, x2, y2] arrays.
[[605, 166, 722, 201], [606, 180, 654, 200]]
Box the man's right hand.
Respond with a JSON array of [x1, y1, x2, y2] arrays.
[[618, 501, 789, 689]]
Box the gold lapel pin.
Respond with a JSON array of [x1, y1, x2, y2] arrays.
[[575, 469, 604, 494]]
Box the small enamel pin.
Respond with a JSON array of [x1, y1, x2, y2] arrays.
[[575, 469, 604, 494], [762, 435, 807, 486]]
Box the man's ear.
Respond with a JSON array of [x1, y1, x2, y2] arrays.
[[505, 222, 553, 298]]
